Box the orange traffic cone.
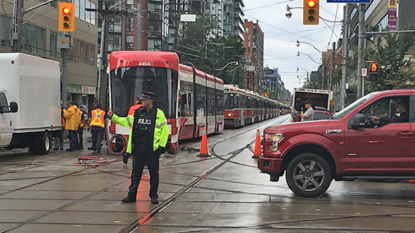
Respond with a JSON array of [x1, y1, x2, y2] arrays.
[[252, 129, 261, 158], [198, 128, 211, 157]]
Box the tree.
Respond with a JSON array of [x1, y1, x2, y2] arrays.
[[176, 15, 245, 85], [365, 26, 415, 92], [397, 50, 415, 88]]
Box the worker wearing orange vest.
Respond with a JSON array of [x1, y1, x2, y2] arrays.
[[128, 97, 142, 116], [88, 103, 106, 153]]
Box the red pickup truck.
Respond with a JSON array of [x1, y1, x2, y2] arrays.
[[258, 90, 415, 197]]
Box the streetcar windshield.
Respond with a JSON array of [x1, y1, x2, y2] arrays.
[[110, 66, 178, 118], [224, 93, 234, 109]]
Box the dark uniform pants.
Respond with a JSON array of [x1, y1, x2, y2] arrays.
[[128, 144, 161, 199], [91, 127, 104, 151], [78, 126, 84, 149]]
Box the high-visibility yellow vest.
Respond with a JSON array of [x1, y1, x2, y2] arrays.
[[90, 109, 105, 128]]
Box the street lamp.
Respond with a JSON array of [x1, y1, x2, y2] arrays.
[[297, 52, 320, 65], [296, 40, 322, 53]]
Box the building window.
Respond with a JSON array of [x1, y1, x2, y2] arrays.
[[70, 38, 95, 65], [247, 48, 250, 53], [126, 16, 134, 32], [244, 27, 248, 33], [21, 23, 46, 56], [109, 16, 122, 33], [50, 31, 57, 58], [248, 41, 250, 46], [75, 0, 96, 25], [126, 35, 134, 50], [126, 0, 134, 8], [108, 34, 121, 52], [0, 15, 12, 48]]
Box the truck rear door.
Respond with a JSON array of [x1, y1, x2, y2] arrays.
[[0, 92, 12, 146]]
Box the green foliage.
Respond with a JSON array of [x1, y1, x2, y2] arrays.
[[365, 26, 415, 92], [176, 15, 245, 85]]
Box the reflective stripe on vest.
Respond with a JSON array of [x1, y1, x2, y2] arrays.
[[90, 110, 105, 128], [155, 121, 167, 129]]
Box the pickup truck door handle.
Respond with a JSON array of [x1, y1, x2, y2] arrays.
[[400, 131, 414, 137]]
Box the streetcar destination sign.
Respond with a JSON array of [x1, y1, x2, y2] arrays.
[[327, 0, 370, 3]]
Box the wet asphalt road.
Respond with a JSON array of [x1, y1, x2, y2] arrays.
[[1, 115, 415, 233]]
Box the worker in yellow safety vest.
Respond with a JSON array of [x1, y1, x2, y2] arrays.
[[88, 103, 106, 153]]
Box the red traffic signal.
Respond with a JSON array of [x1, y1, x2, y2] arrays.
[[303, 0, 319, 25], [307, 0, 316, 8], [62, 6, 72, 15], [59, 2, 75, 32], [370, 63, 378, 72]]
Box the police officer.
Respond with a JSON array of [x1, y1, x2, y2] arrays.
[[107, 91, 169, 204]]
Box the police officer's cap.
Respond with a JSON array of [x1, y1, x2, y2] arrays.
[[139, 91, 157, 101], [304, 99, 312, 104]]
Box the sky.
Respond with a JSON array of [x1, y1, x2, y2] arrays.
[[243, 0, 345, 93]]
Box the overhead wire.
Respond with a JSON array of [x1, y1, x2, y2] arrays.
[[1, 0, 12, 16], [244, 0, 294, 12], [327, 4, 340, 43]]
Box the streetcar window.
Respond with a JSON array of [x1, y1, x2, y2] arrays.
[[224, 93, 234, 109], [197, 84, 205, 116], [180, 81, 193, 117], [110, 66, 178, 118], [217, 90, 224, 115]]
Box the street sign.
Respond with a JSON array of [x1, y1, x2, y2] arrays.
[[244, 65, 255, 72], [57, 36, 69, 49], [327, 0, 370, 3], [362, 68, 367, 77]]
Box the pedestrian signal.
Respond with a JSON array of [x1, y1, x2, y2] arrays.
[[369, 63, 379, 82], [59, 2, 75, 32], [303, 0, 319, 25], [370, 63, 378, 72]]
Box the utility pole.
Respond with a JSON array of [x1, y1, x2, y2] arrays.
[[61, 33, 69, 103], [341, 4, 350, 110], [12, 0, 23, 52], [97, 1, 110, 108], [322, 57, 325, 89], [357, 4, 366, 99], [136, 3, 141, 50], [330, 42, 335, 91], [174, 0, 181, 50]]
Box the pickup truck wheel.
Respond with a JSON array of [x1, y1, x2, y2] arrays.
[[37, 132, 52, 155], [286, 153, 332, 197]]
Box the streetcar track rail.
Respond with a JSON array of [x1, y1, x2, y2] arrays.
[[120, 116, 292, 232]]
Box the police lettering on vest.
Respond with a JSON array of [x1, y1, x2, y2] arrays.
[[137, 118, 151, 125]]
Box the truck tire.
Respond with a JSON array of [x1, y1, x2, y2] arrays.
[[286, 153, 332, 197], [36, 132, 52, 155]]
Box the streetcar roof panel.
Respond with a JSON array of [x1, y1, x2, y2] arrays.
[[109, 51, 179, 71], [180, 64, 224, 84]]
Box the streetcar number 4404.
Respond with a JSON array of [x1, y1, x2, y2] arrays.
[[139, 62, 151, 66]]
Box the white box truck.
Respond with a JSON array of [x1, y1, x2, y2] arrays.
[[292, 88, 333, 122], [0, 53, 62, 154]]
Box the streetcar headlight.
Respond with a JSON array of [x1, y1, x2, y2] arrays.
[[228, 113, 232, 117], [268, 133, 283, 151]]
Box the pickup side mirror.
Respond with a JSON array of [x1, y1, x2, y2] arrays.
[[9, 102, 18, 113], [350, 113, 366, 129]]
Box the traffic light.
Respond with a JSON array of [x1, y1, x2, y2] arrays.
[[59, 2, 75, 32], [303, 0, 319, 25], [369, 62, 379, 81]]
